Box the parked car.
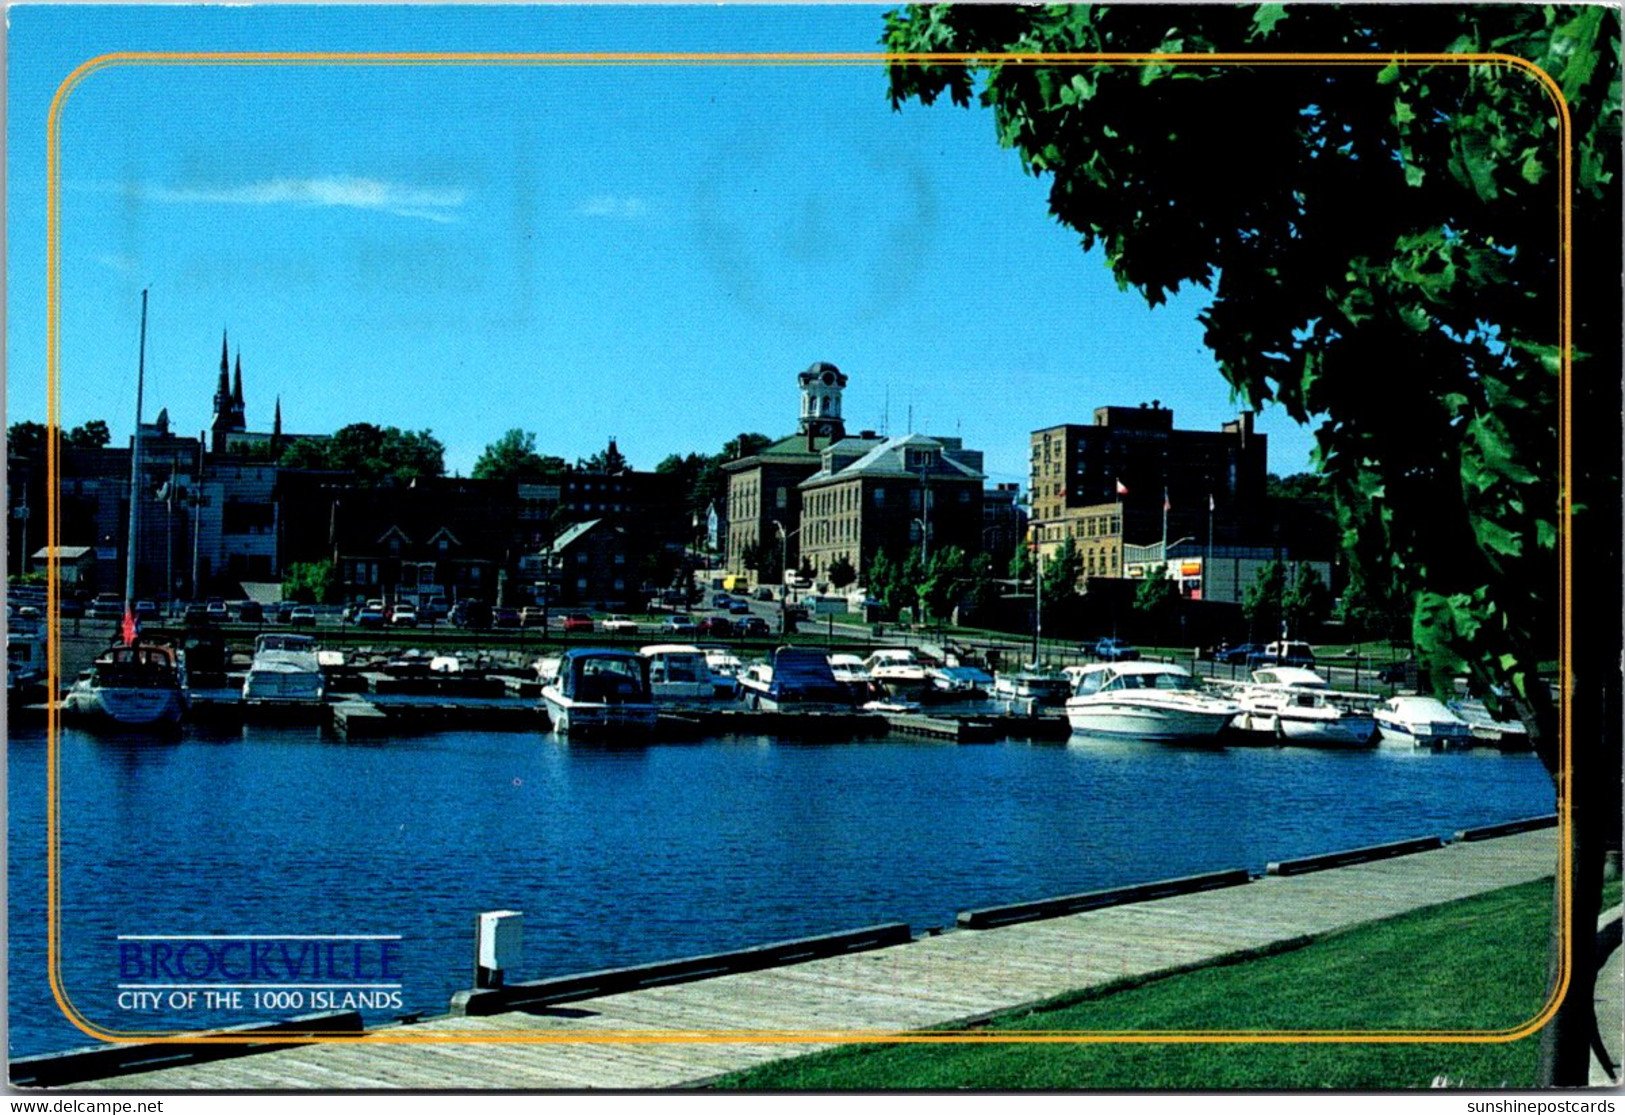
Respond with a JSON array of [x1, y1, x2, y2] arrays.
[[697, 616, 734, 637], [736, 616, 770, 638], [493, 607, 523, 629], [236, 600, 264, 623], [755, 587, 776, 602], [89, 594, 123, 619], [662, 614, 697, 636], [601, 615, 640, 635], [727, 600, 751, 615], [562, 612, 595, 634], [1092, 638, 1141, 662], [389, 603, 419, 627], [276, 603, 298, 624], [206, 600, 230, 620], [520, 606, 549, 628], [1248, 640, 1316, 668], [450, 600, 492, 629], [290, 606, 318, 628], [134, 600, 159, 621], [1379, 659, 1414, 685], [356, 601, 387, 629], [182, 603, 212, 626], [1214, 642, 1264, 666], [711, 593, 733, 608], [421, 596, 450, 622]]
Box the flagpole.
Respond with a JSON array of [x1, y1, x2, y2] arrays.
[[1206, 493, 1214, 601], [1160, 487, 1169, 564]]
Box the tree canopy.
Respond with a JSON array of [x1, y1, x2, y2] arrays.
[[883, 3, 1620, 1082], [883, 4, 1617, 759], [9, 419, 112, 458], [280, 423, 446, 483], [472, 429, 567, 481]]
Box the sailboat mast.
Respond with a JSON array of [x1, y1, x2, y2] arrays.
[[125, 289, 148, 619]]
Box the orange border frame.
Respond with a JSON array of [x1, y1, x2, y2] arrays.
[[41, 49, 1572, 1050]]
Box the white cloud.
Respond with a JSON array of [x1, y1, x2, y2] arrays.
[[83, 176, 467, 223], [577, 195, 648, 219]]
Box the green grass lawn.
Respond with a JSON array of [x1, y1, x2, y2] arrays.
[[710, 878, 1590, 1090]]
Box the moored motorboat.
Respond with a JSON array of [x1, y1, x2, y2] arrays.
[[639, 643, 720, 702], [992, 667, 1071, 706], [861, 648, 932, 698], [7, 624, 48, 705], [827, 653, 875, 702], [701, 646, 743, 698], [64, 642, 187, 728], [736, 647, 851, 710], [1374, 695, 1474, 748], [1232, 666, 1378, 747], [928, 664, 993, 700], [1065, 661, 1239, 742], [1449, 697, 1531, 748], [242, 633, 326, 703], [541, 648, 658, 735]]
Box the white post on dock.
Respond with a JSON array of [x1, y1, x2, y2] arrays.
[[475, 909, 524, 990]]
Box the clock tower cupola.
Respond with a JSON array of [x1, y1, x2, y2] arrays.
[[797, 361, 847, 442]]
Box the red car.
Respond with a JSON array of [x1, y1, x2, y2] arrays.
[[562, 613, 595, 633]]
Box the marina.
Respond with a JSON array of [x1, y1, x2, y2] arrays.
[[10, 707, 1555, 1063]]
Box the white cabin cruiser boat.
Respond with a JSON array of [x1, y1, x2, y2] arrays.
[[1374, 695, 1473, 747], [65, 642, 187, 728], [861, 648, 932, 697], [640, 643, 720, 701], [992, 667, 1071, 706], [701, 647, 744, 697], [541, 648, 658, 735], [7, 625, 47, 702], [1233, 666, 1377, 747], [1065, 661, 1239, 742], [242, 633, 325, 703], [827, 653, 875, 701]]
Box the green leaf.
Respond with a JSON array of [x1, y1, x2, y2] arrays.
[[1376, 61, 1401, 85], [1250, 4, 1289, 40]]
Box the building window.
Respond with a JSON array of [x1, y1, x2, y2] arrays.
[[873, 489, 885, 507], [776, 486, 788, 510]]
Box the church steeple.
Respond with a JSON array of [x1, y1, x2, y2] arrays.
[[271, 395, 283, 456], [210, 330, 248, 453]]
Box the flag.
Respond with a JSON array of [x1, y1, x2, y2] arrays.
[[1163, 489, 1171, 513], [121, 608, 139, 646], [1209, 493, 1215, 513], [1115, 479, 1128, 496]]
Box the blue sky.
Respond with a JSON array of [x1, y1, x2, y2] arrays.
[[7, 5, 1318, 487]]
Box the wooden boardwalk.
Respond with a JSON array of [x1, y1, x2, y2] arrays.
[[72, 828, 1556, 1090]]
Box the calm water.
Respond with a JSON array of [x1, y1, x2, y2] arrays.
[[8, 724, 1554, 1058]]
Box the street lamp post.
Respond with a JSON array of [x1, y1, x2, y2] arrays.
[[772, 519, 801, 637]]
